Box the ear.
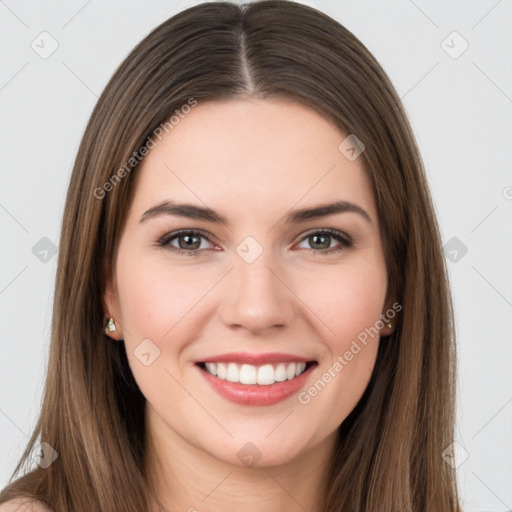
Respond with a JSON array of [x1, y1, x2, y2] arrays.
[[102, 259, 123, 340], [380, 296, 399, 337]]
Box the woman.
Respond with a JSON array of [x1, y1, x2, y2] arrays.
[[0, 1, 463, 511]]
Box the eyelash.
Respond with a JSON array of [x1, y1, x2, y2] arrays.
[[157, 228, 353, 257]]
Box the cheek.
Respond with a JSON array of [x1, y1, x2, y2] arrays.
[[117, 255, 209, 340], [296, 257, 387, 348], [118, 247, 387, 357], [115, 256, 212, 401], [292, 257, 386, 417]]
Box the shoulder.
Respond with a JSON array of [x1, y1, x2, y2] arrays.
[[0, 498, 52, 512]]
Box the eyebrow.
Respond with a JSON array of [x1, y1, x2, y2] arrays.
[[139, 199, 372, 225]]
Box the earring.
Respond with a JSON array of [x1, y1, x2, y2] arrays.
[[386, 322, 392, 329], [105, 317, 116, 334]]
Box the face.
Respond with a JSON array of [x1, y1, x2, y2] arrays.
[[104, 98, 392, 469]]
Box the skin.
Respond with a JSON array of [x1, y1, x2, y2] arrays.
[[103, 97, 394, 512]]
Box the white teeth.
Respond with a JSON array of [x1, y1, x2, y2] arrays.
[[226, 363, 239, 383], [286, 364, 296, 380], [202, 361, 309, 384], [239, 364, 257, 385], [275, 363, 287, 382], [257, 364, 275, 386], [217, 362, 227, 379], [205, 362, 217, 376]]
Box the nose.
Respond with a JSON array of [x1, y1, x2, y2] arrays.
[[218, 251, 296, 335]]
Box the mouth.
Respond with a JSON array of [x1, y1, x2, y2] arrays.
[[197, 360, 315, 385], [195, 355, 318, 406]]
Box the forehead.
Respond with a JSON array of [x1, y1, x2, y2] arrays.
[[129, 98, 376, 222]]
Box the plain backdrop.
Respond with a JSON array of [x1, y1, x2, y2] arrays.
[[1, 1, 511, 510]]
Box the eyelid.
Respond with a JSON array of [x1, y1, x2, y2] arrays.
[[293, 227, 353, 246], [157, 228, 217, 249], [157, 227, 354, 254]]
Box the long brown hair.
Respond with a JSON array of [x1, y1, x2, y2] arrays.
[[0, 1, 462, 510]]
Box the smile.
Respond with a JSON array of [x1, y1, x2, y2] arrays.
[[199, 361, 309, 385], [195, 354, 318, 406]]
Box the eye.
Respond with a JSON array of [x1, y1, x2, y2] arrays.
[[157, 229, 216, 256], [157, 228, 353, 257], [295, 228, 353, 255]]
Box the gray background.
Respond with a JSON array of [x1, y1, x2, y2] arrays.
[[1, 0, 511, 510]]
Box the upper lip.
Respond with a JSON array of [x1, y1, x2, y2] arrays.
[[197, 352, 315, 365]]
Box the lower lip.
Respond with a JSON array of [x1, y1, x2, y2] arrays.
[[196, 363, 316, 406]]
